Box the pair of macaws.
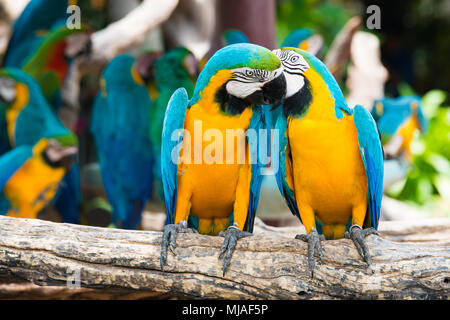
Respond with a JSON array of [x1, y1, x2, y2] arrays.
[[90, 47, 197, 229], [0, 68, 78, 220], [1, 0, 91, 223], [159, 43, 384, 277]]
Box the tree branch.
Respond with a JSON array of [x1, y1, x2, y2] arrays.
[[0, 216, 448, 299]]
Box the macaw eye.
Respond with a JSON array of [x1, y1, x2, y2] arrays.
[[245, 70, 254, 77], [290, 55, 299, 63]]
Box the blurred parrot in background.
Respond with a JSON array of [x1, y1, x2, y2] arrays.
[[2, 0, 88, 224], [0, 135, 78, 218], [272, 48, 383, 276], [2, 0, 72, 68], [90, 54, 154, 230], [3, 0, 88, 111], [160, 43, 286, 275], [281, 28, 323, 56], [0, 68, 81, 223], [371, 96, 427, 161], [222, 29, 250, 46], [144, 47, 197, 199]]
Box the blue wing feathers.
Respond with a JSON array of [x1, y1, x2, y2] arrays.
[[353, 105, 384, 229], [273, 112, 301, 221], [161, 87, 189, 224]]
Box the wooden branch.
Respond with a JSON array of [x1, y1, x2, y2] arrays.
[[78, 0, 179, 70], [0, 216, 448, 299]]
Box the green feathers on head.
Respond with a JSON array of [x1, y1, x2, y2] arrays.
[[190, 43, 281, 105], [48, 132, 78, 147]]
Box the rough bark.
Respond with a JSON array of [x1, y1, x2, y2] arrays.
[[0, 216, 448, 299]]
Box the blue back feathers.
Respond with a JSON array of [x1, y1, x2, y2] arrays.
[[90, 54, 154, 229], [281, 29, 313, 48]]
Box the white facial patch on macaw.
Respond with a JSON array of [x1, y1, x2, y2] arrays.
[[46, 139, 78, 162], [226, 66, 283, 99], [273, 49, 310, 98], [0, 77, 17, 103]]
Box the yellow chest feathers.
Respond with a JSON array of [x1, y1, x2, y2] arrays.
[[5, 153, 65, 219]]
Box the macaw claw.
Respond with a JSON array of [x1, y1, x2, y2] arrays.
[[160, 221, 198, 272], [218, 226, 252, 276], [344, 225, 378, 266], [295, 228, 325, 278]]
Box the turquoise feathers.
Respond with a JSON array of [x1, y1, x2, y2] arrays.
[[90, 54, 154, 229]]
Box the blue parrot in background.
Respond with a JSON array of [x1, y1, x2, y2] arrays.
[[371, 96, 428, 161], [222, 29, 250, 45], [2, 0, 85, 224], [90, 54, 154, 230], [2, 0, 71, 68], [272, 48, 383, 276], [160, 43, 286, 275], [0, 68, 81, 223]]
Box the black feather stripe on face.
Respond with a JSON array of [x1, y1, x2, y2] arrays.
[[283, 77, 312, 118], [215, 83, 249, 115]]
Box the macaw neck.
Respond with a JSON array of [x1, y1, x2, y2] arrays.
[[301, 68, 338, 120], [194, 69, 238, 115], [6, 82, 29, 146]]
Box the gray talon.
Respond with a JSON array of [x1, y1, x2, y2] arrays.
[[218, 226, 252, 276], [160, 221, 197, 272], [344, 225, 378, 266], [295, 228, 325, 278]]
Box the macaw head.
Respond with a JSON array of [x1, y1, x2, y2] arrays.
[[0, 75, 16, 105], [154, 47, 199, 85], [38, 132, 78, 170], [273, 47, 349, 117], [100, 54, 146, 90], [281, 29, 323, 56], [0, 68, 78, 148], [191, 43, 286, 113], [135, 51, 163, 85]]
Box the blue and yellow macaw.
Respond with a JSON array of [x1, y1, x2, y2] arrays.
[[160, 43, 286, 275], [0, 68, 80, 223], [0, 135, 78, 218], [371, 96, 427, 161], [90, 54, 154, 230], [272, 48, 384, 276]]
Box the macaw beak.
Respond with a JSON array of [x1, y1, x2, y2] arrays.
[[245, 73, 286, 106]]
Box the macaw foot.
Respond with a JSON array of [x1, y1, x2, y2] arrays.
[[160, 220, 198, 272], [218, 226, 252, 276], [344, 225, 378, 266], [295, 228, 325, 278]]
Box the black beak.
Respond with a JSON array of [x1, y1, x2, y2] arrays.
[[245, 73, 286, 106]]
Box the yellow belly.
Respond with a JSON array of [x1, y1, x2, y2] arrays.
[[288, 114, 368, 227], [4, 155, 65, 219], [176, 102, 253, 233]]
